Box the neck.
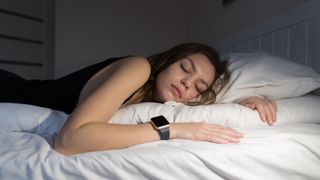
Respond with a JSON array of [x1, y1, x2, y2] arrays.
[[122, 88, 147, 106], [123, 81, 157, 106]]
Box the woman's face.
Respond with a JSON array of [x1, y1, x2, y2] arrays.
[[153, 53, 215, 103]]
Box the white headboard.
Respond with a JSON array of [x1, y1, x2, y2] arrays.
[[0, 0, 54, 79], [212, 0, 320, 74]]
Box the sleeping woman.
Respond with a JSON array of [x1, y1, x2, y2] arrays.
[[0, 42, 277, 155]]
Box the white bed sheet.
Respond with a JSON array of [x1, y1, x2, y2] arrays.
[[1, 120, 320, 180]]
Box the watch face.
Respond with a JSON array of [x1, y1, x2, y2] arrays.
[[151, 116, 169, 127]]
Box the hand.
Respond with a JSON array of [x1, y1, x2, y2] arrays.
[[239, 96, 277, 126], [171, 122, 244, 144]]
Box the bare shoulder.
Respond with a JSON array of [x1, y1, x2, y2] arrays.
[[78, 56, 151, 104], [116, 56, 151, 79], [120, 56, 151, 68], [99, 56, 151, 88]]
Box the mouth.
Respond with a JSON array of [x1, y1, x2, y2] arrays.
[[171, 84, 182, 99]]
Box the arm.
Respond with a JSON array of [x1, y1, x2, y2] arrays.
[[54, 56, 155, 155], [238, 96, 278, 126], [54, 57, 243, 155], [56, 122, 243, 155]]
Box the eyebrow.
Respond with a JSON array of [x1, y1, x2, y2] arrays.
[[185, 57, 210, 88]]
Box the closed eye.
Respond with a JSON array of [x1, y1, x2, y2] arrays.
[[196, 83, 207, 93], [181, 60, 193, 73], [196, 86, 201, 93], [180, 64, 188, 73]]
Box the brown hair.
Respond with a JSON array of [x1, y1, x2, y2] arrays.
[[139, 42, 230, 105]]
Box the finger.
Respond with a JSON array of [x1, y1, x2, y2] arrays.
[[225, 128, 244, 138], [246, 103, 256, 110], [205, 126, 243, 143], [207, 125, 243, 137], [267, 99, 277, 122], [256, 104, 267, 123], [209, 131, 241, 144], [240, 102, 256, 110], [239, 100, 247, 106], [268, 98, 277, 112], [263, 103, 274, 126], [202, 130, 230, 143], [239, 102, 249, 108], [222, 129, 243, 143], [209, 136, 230, 144], [271, 99, 278, 121]]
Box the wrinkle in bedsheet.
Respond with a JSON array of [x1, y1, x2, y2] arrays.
[[1, 124, 320, 180]]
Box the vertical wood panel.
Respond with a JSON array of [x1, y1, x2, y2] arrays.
[[213, 1, 320, 76], [273, 28, 288, 58], [240, 41, 249, 52], [261, 33, 273, 54], [289, 22, 306, 64], [234, 42, 249, 53], [308, 16, 320, 73], [249, 38, 260, 52]]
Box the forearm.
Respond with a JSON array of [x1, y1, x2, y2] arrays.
[[54, 121, 243, 155], [55, 122, 175, 155]]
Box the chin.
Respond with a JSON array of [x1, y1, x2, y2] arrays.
[[159, 93, 174, 102], [160, 96, 172, 102]]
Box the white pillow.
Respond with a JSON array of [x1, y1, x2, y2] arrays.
[[0, 103, 67, 136], [1, 95, 319, 135], [215, 52, 320, 103], [110, 95, 320, 128]]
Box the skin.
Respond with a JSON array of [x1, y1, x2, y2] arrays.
[[54, 55, 276, 155], [239, 96, 278, 126], [152, 53, 215, 103]]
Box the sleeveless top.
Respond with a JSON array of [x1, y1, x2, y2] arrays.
[[0, 56, 126, 114]]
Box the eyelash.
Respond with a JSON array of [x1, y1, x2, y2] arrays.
[[181, 64, 188, 73], [181, 63, 204, 93], [196, 86, 202, 93]]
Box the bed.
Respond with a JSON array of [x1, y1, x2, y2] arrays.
[[1, 1, 320, 180]]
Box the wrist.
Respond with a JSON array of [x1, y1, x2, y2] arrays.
[[170, 123, 183, 139], [150, 115, 170, 140], [169, 123, 176, 139]]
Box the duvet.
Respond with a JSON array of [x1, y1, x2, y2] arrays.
[[0, 102, 320, 180]]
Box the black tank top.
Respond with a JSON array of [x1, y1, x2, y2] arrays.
[[0, 56, 126, 114]]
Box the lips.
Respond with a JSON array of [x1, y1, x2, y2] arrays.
[[171, 84, 182, 99]]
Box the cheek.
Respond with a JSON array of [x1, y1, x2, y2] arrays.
[[156, 71, 169, 86], [154, 73, 173, 102], [184, 90, 199, 101], [157, 68, 178, 84]]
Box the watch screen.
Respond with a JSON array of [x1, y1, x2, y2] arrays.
[[151, 116, 169, 127]]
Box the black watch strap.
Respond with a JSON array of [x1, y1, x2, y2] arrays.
[[159, 126, 170, 140], [150, 115, 170, 140]]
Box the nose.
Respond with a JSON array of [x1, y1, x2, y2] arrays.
[[181, 78, 191, 90]]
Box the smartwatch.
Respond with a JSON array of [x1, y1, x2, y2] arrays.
[[150, 115, 170, 140]]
